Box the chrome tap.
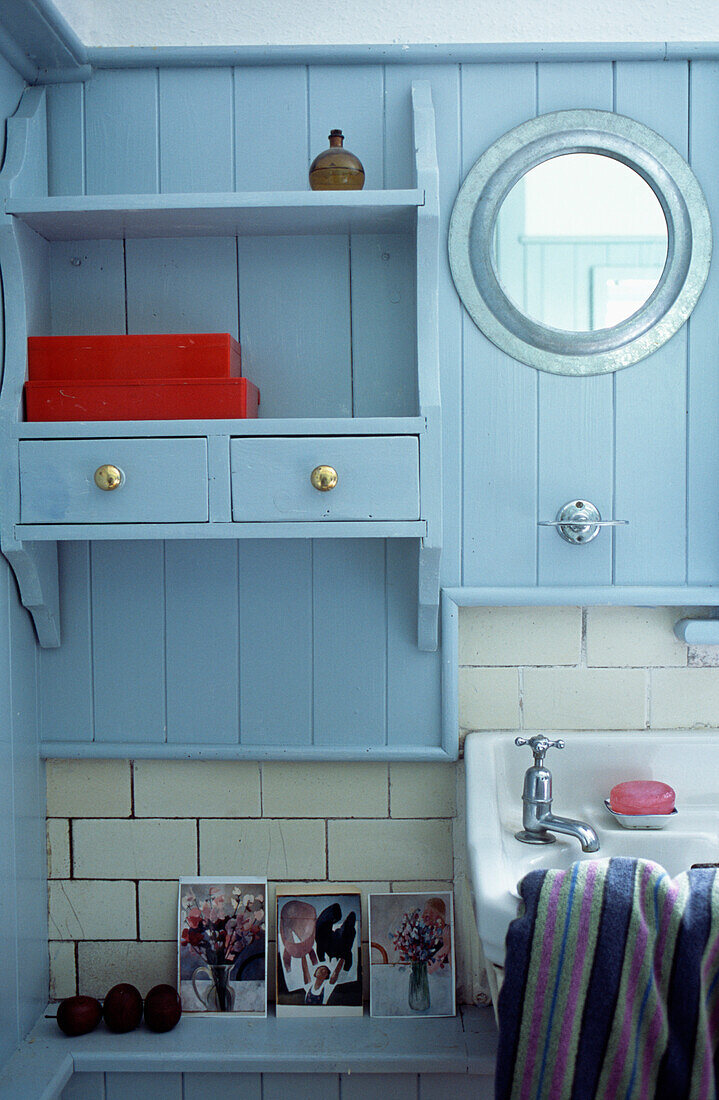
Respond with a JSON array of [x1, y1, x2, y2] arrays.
[[514, 736, 600, 853]]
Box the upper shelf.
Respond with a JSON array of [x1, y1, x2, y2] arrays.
[[5, 189, 424, 240]]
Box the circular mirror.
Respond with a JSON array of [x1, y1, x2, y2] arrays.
[[449, 110, 711, 376], [493, 153, 668, 332]]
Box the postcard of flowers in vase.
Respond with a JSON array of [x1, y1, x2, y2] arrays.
[[368, 892, 455, 1018], [276, 889, 362, 1017], [178, 878, 267, 1017]]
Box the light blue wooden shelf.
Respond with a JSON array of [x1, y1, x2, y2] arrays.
[[0, 82, 443, 657], [7, 189, 425, 240], [0, 1008, 497, 1099]]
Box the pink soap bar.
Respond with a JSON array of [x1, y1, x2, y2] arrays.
[[609, 780, 676, 815]]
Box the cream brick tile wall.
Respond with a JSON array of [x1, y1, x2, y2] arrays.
[[46, 760, 458, 1001], [47, 604, 718, 1006], [458, 605, 719, 741]]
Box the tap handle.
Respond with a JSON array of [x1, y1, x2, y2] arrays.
[[515, 735, 565, 765]]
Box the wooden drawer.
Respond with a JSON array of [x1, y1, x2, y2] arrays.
[[230, 436, 420, 522], [19, 438, 208, 524]]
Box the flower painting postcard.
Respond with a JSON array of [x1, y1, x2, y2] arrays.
[[369, 892, 455, 1018], [276, 889, 362, 1017], [178, 878, 267, 1017]]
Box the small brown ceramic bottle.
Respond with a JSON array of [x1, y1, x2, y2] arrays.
[[309, 130, 365, 191]]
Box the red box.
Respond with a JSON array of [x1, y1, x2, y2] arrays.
[[24, 377, 260, 422], [27, 333, 242, 381]]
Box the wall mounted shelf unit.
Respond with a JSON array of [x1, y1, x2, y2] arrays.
[[0, 82, 442, 652]]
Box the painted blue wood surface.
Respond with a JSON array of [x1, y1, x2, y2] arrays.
[[165, 540, 240, 744], [461, 62, 539, 586], [230, 436, 419, 521], [535, 61, 615, 587], [233, 66, 308, 191], [56, 1071, 496, 1100], [38, 542, 93, 741], [312, 539, 387, 748], [84, 70, 159, 195], [158, 68, 234, 194], [91, 541, 165, 743], [686, 61, 719, 585], [238, 539, 313, 747], [613, 62, 689, 585], [105, 1073, 183, 1100], [9, 1008, 497, 1096], [3, 53, 718, 759], [385, 66, 462, 586], [20, 438, 209, 524]]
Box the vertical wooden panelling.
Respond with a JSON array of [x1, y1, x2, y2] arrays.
[[0, 565, 20, 1067], [238, 541, 313, 747], [237, 235, 351, 418], [386, 541, 442, 747], [686, 62, 719, 584], [308, 66, 384, 190], [165, 541, 239, 744], [0, 61, 44, 1071], [420, 1075, 493, 1099], [184, 1074, 262, 1100], [46, 83, 84, 195], [234, 66, 308, 191], [312, 540, 386, 747], [350, 232, 416, 417], [39, 542, 93, 742], [343, 1075, 418, 1099], [461, 64, 539, 586], [262, 1074, 340, 1100], [50, 240, 126, 334], [91, 542, 165, 742], [159, 68, 234, 193], [61, 1075, 105, 1100], [536, 62, 615, 585], [125, 237, 239, 336], [8, 562, 47, 1039], [105, 1074, 182, 1100], [613, 62, 689, 584], [384, 66, 462, 585], [85, 70, 159, 194]]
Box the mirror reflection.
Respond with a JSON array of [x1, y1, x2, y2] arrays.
[[492, 153, 668, 332]]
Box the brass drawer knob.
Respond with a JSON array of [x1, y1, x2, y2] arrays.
[[94, 464, 124, 491], [310, 465, 338, 492]]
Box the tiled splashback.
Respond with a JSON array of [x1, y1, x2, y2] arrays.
[[46, 605, 718, 1003], [46, 760, 457, 1001], [459, 606, 719, 742]]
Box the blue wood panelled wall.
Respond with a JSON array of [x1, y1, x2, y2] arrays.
[[460, 60, 719, 588], [33, 58, 719, 752], [0, 53, 48, 1072]]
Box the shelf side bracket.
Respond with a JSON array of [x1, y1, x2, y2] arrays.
[[0, 86, 48, 202], [412, 80, 442, 651], [2, 537, 60, 647]]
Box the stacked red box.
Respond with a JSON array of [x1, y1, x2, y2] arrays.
[[24, 333, 260, 421]]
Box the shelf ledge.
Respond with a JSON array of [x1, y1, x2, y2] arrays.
[[7, 189, 424, 241], [0, 1008, 496, 1098]]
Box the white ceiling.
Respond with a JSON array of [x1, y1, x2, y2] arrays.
[[51, 0, 719, 48]]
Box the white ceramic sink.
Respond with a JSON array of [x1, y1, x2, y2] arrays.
[[465, 731, 719, 966]]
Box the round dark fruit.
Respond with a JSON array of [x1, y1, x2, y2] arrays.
[[56, 995, 102, 1037], [144, 984, 182, 1032], [102, 983, 143, 1033]]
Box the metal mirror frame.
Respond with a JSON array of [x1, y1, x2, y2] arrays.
[[448, 109, 712, 376]]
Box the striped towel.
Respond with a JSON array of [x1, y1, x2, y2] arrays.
[[495, 858, 719, 1100]]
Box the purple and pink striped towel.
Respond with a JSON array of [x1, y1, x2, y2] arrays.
[[495, 857, 719, 1099]]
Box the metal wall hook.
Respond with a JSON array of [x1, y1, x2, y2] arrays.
[[538, 499, 628, 544]]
